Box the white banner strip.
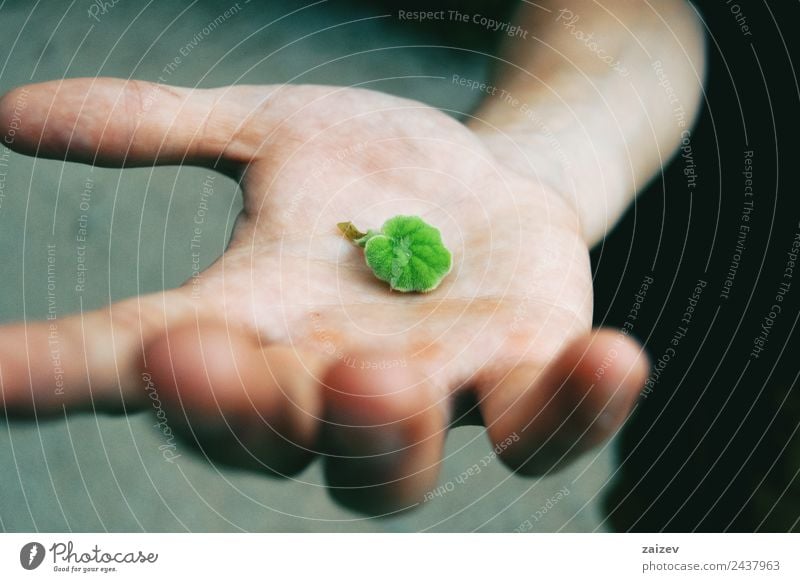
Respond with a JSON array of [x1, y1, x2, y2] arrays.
[[1, 533, 797, 580]]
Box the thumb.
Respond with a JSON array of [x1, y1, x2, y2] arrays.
[[0, 77, 255, 171]]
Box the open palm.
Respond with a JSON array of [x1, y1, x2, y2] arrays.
[[0, 79, 648, 514]]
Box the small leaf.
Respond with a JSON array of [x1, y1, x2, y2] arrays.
[[339, 215, 452, 293]]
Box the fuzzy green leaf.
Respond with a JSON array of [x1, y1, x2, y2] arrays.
[[340, 215, 452, 293]]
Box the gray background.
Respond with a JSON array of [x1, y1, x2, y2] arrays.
[[0, 0, 615, 532]]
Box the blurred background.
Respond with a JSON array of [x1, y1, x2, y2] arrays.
[[0, 0, 797, 532]]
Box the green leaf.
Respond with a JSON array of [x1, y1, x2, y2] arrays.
[[340, 215, 452, 292]]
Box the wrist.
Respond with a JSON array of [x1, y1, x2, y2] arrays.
[[465, 102, 627, 247]]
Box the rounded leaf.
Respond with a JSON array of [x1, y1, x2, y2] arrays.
[[363, 215, 452, 292]]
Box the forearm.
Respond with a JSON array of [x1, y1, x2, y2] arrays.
[[468, 0, 706, 245]]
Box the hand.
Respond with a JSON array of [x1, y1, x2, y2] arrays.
[[0, 79, 649, 515]]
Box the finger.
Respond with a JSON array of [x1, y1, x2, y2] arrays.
[[0, 291, 193, 416], [144, 322, 325, 476], [321, 352, 447, 515], [477, 329, 649, 476], [0, 78, 249, 171]]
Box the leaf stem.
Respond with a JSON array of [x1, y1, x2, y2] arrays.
[[337, 221, 367, 242]]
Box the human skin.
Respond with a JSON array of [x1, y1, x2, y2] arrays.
[[0, 1, 704, 515]]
